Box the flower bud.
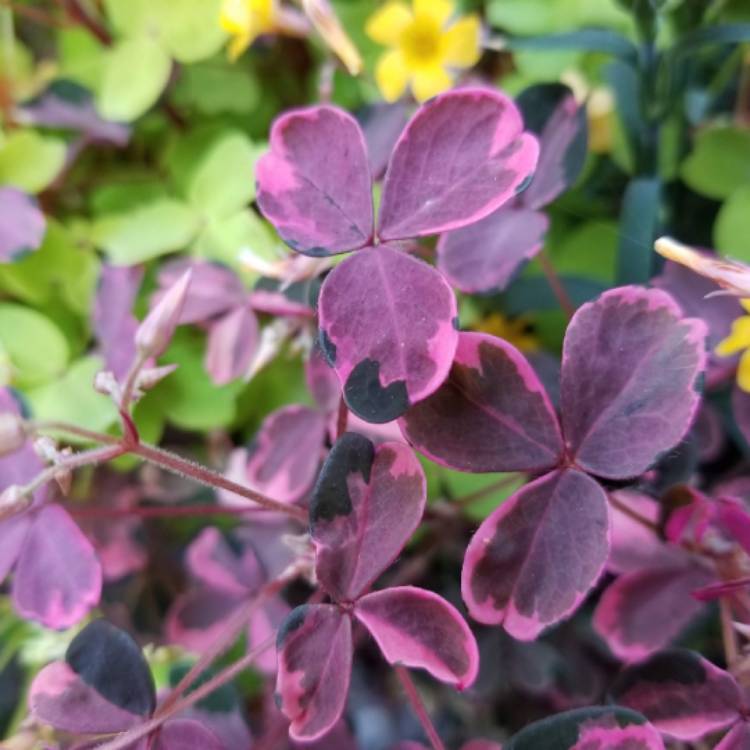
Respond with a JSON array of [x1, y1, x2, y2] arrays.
[[93, 370, 121, 399], [136, 364, 178, 392], [0, 412, 25, 457], [302, 0, 362, 75], [135, 269, 192, 359], [0, 484, 28, 520]]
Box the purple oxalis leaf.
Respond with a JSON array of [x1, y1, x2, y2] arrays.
[[732, 383, 750, 448], [607, 492, 672, 575], [516, 83, 588, 210], [13, 504, 101, 629], [354, 586, 479, 690], [22, 82, 130, 146], [318, 245, 458, 423], [154, 718, 223, 750], [613, 649, 744, 740], [560, 287, 707, 480], [276, 604, 352, 742], [437, 206, 548, 294], [306, 341, 341, 414], [570, 722, 665, 750], [256, 106, 374, 256], [358, 101, 410, 180], [716, 723, 750, 749], [0, 513, 32, 584], [461, 469, 609, 640], [93, 264, 144, 379], [31, 661, 145, 734], [0, 187, 46, 262], [399, 332, 563, 473], [378, 89, 539, 241], [204, 305, 259, 385], [310, 433, 425, 602], [593, 558, 715, 662], [504, 707, 664, 750], [167, 588, 245, 653], [186, 527, 264, 596], [653, 258, 742, 383], [242, 405, 326, 504], [715, 496, 750, 556], [31, 620, 156, 734]]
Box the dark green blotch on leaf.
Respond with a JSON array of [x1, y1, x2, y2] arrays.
[[344, 358, 409, 423], [66, 619, 156, 718], [310, 432, 374, 527]]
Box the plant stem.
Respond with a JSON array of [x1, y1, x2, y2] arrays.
[[60, 0, 111, 44], [132, 442, 307, 522], [67, 502, 275, 520], [336, 396, 348, 439], [94, 636, 275, 750], [606, 492, 659, 533], [160, 569, 300, 716], [394, 666, 445, 750], [28, 420, 120, 445], [721, 598, 739, 668], [453, 474, 523, 508], [23, 445, 125, 498], [0, 0, 65, 28], [537, 249, 576, 321]]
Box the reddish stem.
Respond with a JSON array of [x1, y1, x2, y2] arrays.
[[394, 666, 445, 750], [60, 0, 111, 44], [336, 396, 348, 439], [67, 503, 275, 520], [132, 442, 307, 522], [537, 249, 576, 321]]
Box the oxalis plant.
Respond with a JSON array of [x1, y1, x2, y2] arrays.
[[0, 85, 730, 750], [4, 2, 750, 749]]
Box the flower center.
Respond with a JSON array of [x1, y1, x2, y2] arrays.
[[400, 16, 443, 66]]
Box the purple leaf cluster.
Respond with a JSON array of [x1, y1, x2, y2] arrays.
[[437, 83, 588, 294], [400, 287, 707, 639], [30, 619, 223, 749], [256, 88, 539, 423], [275, 433, 479, 741]]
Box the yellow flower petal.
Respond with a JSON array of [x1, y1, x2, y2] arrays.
[[716, 315, 750, 356], [414, 0, 454, 27], [375, 49, 409, 102], [738, 348, 750, 392], [220, 0, 252, 34], [741, 298, 750, 314], [365, 2, 412, 46], [442, 14, 481, 67], [227, 30, 254, 60], [411, 64, 453, 101]]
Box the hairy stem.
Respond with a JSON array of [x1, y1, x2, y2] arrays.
[[394, 666, 445, 750], [67, 503, 276, 520], [94, 636, 275, 750], [160, 569, 302, 716], [23, 445, 125, 498], [132, 442, 308, 522], [28, 420, 120, 445]]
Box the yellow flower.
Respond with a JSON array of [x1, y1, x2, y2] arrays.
[[365, 0, 481, 103], [716, 299, 750, 392], [220, 0, 277, 60], [476, 313, 538, 352]]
